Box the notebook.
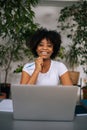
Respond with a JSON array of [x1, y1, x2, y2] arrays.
[[11, 84, 78, 121]]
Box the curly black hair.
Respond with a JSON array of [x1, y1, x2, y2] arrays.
[[27, 28, 61, 59]]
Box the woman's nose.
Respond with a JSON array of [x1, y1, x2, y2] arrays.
[[42, 45, 48, 49]]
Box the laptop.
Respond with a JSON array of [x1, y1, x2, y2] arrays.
[[11, 84, 78, 121]]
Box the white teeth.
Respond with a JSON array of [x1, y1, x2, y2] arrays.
[[41, 52, 48, 55]]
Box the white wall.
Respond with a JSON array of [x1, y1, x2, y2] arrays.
[[33, 6, 62, 30]]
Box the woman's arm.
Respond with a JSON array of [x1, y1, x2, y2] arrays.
[[60, 71, 73, 85], [20, 57, 43, 84], [20, 69, 40, 84]]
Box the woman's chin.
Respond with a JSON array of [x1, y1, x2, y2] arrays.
[[39, 55, 51, 60], [43, 57, 51, 60]]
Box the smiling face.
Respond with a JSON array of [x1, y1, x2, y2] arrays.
[[36, 38, 53, 60]]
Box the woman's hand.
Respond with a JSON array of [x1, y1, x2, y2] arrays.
[[35, 57, 43, 72]]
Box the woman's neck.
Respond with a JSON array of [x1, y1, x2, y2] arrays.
[[41, 59, 51, 73]]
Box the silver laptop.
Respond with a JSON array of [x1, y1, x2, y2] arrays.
[[11, 84, 78, 121]]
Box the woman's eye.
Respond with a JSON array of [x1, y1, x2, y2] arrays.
[[48, 44, 52, 47], [39, 43, 43, 46], [38, 43, 53, 48]]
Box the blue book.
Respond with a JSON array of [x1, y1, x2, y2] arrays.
[[80, 99, 87, 109], [75, 104, 87, 116]]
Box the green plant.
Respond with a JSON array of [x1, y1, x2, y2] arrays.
[[0, 0, 39, 84], [14, 64, 23, 73], [57, 0, 87, 73], [65, 44, 80, 71], [57, 46, 65, 60]]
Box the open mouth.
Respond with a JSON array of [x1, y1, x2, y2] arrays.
[[41, 52, 48, 55]]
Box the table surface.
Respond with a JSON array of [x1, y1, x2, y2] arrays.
[[0, 112, 87, 130]]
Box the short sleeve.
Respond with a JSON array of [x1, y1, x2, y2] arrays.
[[58, 62, 68, 76], [22, 62, 35, 75]]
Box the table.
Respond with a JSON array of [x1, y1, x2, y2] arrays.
[[0, 112, 87, 130]]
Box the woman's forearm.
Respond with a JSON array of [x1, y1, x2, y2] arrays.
[[27, 69, 40, 84]]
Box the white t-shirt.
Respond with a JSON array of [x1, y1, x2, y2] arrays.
[[23, 60, 68, 85]]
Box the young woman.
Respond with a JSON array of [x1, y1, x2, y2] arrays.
[[20, 28, 72, 85]]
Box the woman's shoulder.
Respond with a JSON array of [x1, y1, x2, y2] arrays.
[[23, 62, 35, 70], [52, 60, 65, 66], [52, 60, 68, 76]]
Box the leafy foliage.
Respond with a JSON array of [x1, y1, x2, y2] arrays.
[[58, 1, 87, 72], [0, 0, 39, 83], [0, 0, 39, 43]]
